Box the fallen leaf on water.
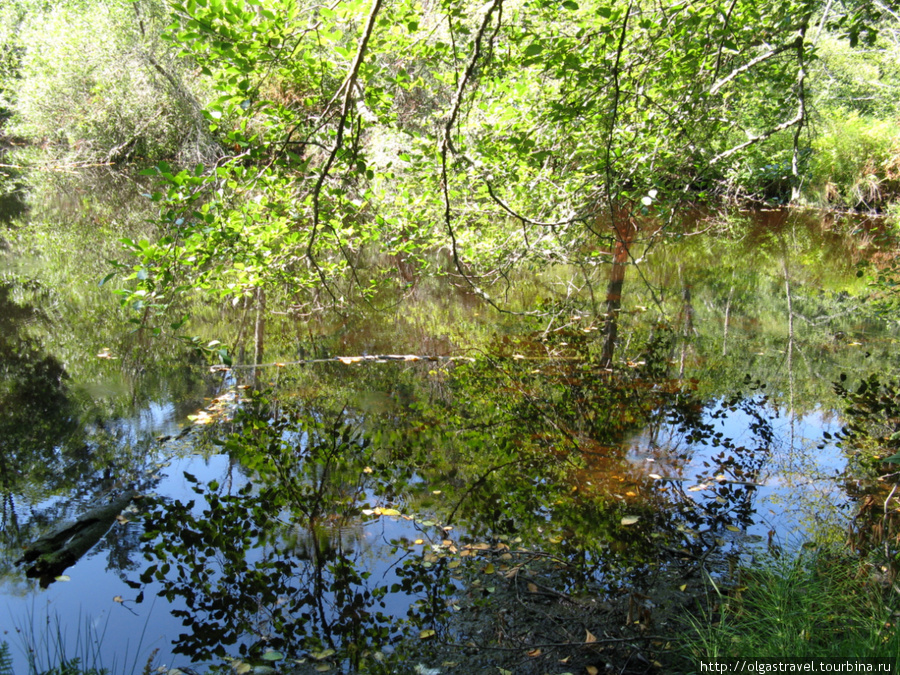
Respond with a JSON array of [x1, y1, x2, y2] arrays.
[[113, 596, 123, 603], [526, 648, 541, 657], [233, 661, 251, 674], [621, 516, 640, 526], [725, 525, 741, 532], [687, 484, 707, 492], [377, 507, 401, 517], [483, 563, 495, 574], [585, 629, 597, 643], [648, 473, 662, 480], [116, 515, 130, 524], [315, 666, 330, 673], [419, 629, 436, 640], [310, 649, 335, 661], [587, 666, 599, 675], [527, 582, 539, 593], [55, 575, 70, 582]]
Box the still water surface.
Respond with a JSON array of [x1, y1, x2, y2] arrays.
[[0, 175, 896, 672]]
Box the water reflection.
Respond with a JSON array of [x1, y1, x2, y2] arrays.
[[0, 176, 898, 672]]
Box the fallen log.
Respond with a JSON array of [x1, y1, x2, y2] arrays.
[[16, 490, 137, 587]]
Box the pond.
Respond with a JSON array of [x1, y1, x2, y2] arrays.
[[1, 169, 897, 674]]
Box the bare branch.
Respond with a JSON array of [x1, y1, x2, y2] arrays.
[[709, 41, 795, 95]]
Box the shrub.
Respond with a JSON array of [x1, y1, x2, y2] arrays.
[[807, 110, 900, 210], [5, 0, 216, 163]]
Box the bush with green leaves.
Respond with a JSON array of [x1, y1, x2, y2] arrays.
[[807, 110, 900, 209], [4, 0, 215, 162]]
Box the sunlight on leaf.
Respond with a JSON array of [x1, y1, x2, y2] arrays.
[[419, 629, 436, 639], [621, 515, 639, 526]]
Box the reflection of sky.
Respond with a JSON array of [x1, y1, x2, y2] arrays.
[[4, 448, 462, 675], [630, 402, 851, 551]]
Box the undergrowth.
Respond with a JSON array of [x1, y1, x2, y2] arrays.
[[681, 546, 900, 662]]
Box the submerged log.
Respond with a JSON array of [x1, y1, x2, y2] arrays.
[[16, 490, 137, 587]]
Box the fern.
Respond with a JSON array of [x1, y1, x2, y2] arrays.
[[0, 642, 14, 675]]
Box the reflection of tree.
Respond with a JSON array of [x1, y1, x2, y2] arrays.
[[0, 284, 79, 497], [138, 412, 446, 670]]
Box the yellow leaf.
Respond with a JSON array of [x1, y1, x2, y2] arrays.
[[587, 667, 599, 675], [362, 466, 373, 474], [113, 596, 123, 603], [679, 584, 687, 592], [725, 525, 741, 532], [585, 629, 597, 643], [527, 648, 541, 657], [379, 508, 401, 517], [420, 629, 436, 639], [621, 516, 640, 526], [483, 563, 495, 574], [310, 649, 335, 660], [414, 539, 424, 545], [527, 582, 539, 593]]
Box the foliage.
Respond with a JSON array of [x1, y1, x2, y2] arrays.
[[0, 643, 11, 675], [807, 110, 900, 209], [682, 547, 900, 660], [107, 0, 890, 323], [2, 0, 214, 162]]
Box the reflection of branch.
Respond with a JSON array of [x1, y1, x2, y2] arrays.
[[445, 457, 527, 526]]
